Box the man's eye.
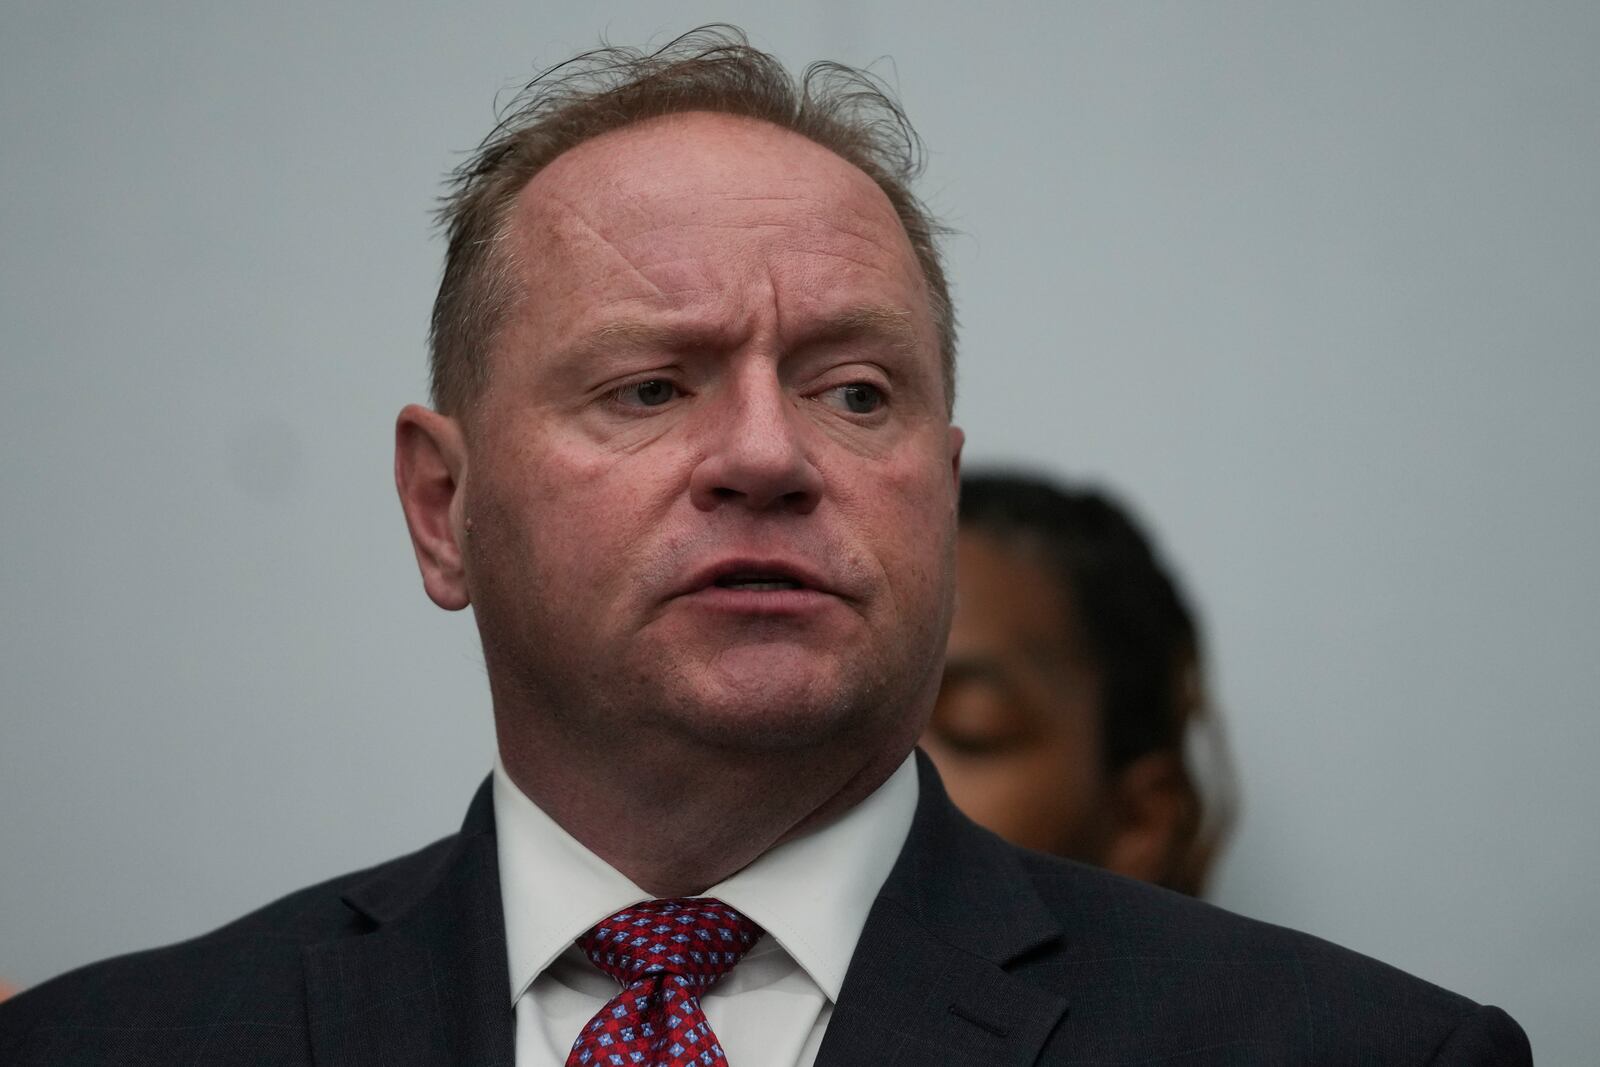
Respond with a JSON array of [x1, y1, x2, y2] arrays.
[[822, 382, 885, 415], [617, 379, 678, 407]]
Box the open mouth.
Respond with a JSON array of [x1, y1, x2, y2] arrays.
[[681, 558, 833, 603], [713, 574, 805, 592]]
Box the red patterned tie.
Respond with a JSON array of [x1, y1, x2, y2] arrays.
[[566, 898, 765, 1067]]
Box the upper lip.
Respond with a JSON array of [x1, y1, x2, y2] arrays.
[[675, 556, 840, 598]]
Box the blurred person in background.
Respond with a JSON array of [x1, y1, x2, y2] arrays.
[[924, 470, 1234, 894]]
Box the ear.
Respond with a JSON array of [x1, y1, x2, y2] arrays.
[[947, 424, 965, 487], [1098, 751, 1201, 891], [395, 404, 471, 611]]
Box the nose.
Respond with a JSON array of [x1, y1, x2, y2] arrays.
[[689, 372, 823, 514]]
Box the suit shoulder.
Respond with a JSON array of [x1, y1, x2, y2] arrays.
[[0, 831, 461, 1063], [1007, 849, 1530, 1063], [1012, 846, 1435, 985]]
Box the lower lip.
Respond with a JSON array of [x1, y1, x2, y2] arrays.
[[678, 586, 838, 616]]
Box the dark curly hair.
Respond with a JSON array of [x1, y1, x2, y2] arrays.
[[958, 470, 1235, 893]]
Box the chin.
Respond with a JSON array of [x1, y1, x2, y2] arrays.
[[658, 651, 891, 753]]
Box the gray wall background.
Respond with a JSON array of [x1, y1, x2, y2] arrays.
[[3, 2, 1595, 1059]]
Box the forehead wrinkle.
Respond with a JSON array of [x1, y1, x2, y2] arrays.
[[561, 301, 919, 371], [536, 159, 912, 296], [787, 244, 911, 277], [757, 253, 784, 357], [683, 193, 904, 242], [527, 190, 668, 302], [622, 172, 900, 245]]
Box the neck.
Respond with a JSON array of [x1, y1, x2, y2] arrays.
[[495, 716, 914, 897]]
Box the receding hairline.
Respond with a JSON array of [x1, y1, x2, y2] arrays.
[[427, 27, 958, 416], [505, 108, 932, 250], [527, 106, 884, 174], [476, 114, 943, 401]]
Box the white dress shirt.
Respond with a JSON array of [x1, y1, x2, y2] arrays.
[[493, 755, 918, 1067]]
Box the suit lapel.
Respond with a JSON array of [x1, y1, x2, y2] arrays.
[[816, 751, 1069, 1067], [297, 757, 1068, 1066], [303, 780, 515, 1067]]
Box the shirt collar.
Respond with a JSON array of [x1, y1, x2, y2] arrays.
[[493, 753, 918, 1004]]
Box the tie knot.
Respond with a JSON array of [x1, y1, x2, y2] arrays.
[[577, 898, 764, 992]]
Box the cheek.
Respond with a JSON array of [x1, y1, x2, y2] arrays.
[[839, 442, 958, 583], [468, 428, 708, 639], [479, 428, 655, 533], [466, 441, 617, 591]]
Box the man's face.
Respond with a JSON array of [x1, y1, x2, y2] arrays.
[[458, 112, 962, 760]]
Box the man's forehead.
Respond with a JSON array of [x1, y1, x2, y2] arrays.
[[512, 111, 894, 229], [495, 110, 933, 341]]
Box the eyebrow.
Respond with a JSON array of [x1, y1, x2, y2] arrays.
[[542, 321, 703, 374], [585, 320, 688, 348], [806, 305, 921, 355]]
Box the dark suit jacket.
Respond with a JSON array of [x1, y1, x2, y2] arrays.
[[0, 754, 1530, 1064]]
